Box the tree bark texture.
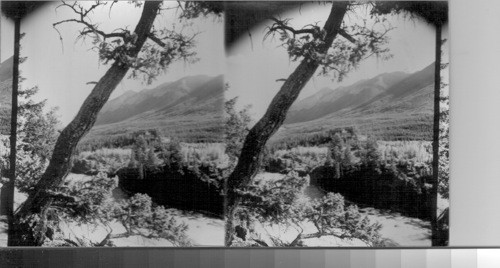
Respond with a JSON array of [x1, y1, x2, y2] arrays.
[[224, 2, 349, 246], [11, 1, 162, 246], [431, 23, 442, 246]]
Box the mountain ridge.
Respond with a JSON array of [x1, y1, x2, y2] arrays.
[[96, 75, 221, 125], [0, 57, 13, 135], [285, 70, 409, 124], [275, 63, 435, 142], [86, 74, 225, 144]]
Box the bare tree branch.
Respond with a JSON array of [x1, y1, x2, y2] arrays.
[[268, 17, 318, 36], [338, 29, 356, 43], [147, 33, 167, 47], [53, 19, 125, 40], [53, 1, 126, 45]]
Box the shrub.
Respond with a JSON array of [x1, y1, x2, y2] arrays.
[[72, 148, 132, 175], [179, 143, 229, 168], [233, 172, 381, 246], [45, 173, 190, 247]]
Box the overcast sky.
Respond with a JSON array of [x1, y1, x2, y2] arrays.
[[1, 1, 224, 125], [226, 3, 449, 120]]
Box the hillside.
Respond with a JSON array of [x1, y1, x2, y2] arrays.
[[285, 71, 408, 124], [0, 57, 13, 135], [274, 63, 435, 143], [83, 75, 225, 146]]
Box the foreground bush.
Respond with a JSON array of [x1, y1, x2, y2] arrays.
[[43, 173, 190, 247], [72, 148, 132, 176], [232, 172, 381, 247]]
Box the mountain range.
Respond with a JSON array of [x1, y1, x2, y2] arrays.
[[1, 56, 225, 143], [2, 53, 435, 144], [273, 62, 435, 142], [0, 57, 13, 135], [84, 74, 225, 144]]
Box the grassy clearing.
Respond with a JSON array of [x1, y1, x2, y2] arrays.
[[81, 114, 225, 150], [272, 113, 433, 145]]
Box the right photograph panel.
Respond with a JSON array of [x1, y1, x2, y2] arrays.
[[224, 1, 449, 247]]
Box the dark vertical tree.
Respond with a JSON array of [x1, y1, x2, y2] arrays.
[[4, 13, 20, 242], [0, 1, 47, 246], [371, 1, 449, 246], [431, 21, 444, 246], [224, 2, 394, 245]]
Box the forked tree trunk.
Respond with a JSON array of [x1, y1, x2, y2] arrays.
[[431, 23, 442, 247], [10, 1, 162, 246], [224, 2, 349, 246]]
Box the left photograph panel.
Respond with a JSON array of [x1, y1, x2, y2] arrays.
[[0, 1, 225, 246]]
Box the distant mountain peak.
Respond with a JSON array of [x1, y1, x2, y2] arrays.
[[95, 74, 223, 126], [285, 64, 432, 124], [0, 56, 14, 82], [0, 56, 14, 135]]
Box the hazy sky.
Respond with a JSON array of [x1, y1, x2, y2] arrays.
[[1, 1, 224, 125], [226, 3, 449, 120]]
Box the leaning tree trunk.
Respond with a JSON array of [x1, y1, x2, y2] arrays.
[[2, 17, 20, 236], [224, 2, 349, 246], [10, 1, 162, 246], [431, 23, 442, 246]]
